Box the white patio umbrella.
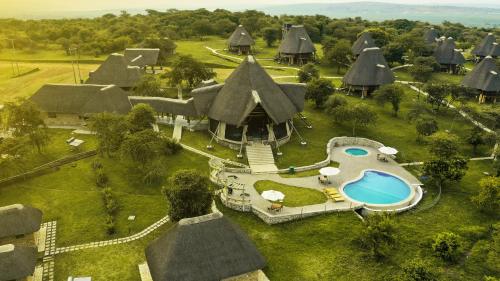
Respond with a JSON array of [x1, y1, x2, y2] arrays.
[[378, 146, 398, 155], [261, 190, 285, 202], [319, 167, 341, 176]]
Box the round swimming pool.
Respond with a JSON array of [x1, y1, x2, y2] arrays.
[[345, 148, 368, 156], [342, 170, 412, 205]]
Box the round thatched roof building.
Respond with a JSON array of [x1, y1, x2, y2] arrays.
[[423, 28, 439, 45], [433, 37, 465, 74], [277, 25, 316, 65], [461, 56, 500, 103], [0, 244, 37, 281], [228, 25, 255, 55], [472, 33, 498, 59], [352, 32, 376, 56], [0, 204, 42, 239]]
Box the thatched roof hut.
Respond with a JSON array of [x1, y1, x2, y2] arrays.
[[489, 42, 500, 58], [423, 28, 439, 45], [434, 37, 465, 65], [352, 32, 376, 56], [124, 48, 160, 67], [0, 204, 42, 239], [472, 33, 497, 58], [145, 212, 266, 281], [278, 25, 316, 64], [228, 25, 255, 48], [208, 56, 302, 127], [30, 84, 132, 115], [128, 96, 198, 117], [461, 56, 500, 103], [343, 47, 395, 91], [86, 53, 144, 89], [0, 244, 37, 281]]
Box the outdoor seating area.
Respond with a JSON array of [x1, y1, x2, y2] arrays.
[[323, 188, 345, 202], [268, 203, 283, 212]]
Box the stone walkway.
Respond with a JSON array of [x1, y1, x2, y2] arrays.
[[41, 221, 57, 281]]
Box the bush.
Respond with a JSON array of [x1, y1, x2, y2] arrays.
[[91, 160, 103, 170], [324, 95, 348, 114], [357, 213, 397, 259], [159, 137, 182, 155], [102, 188, 118, 215], [105, 215, 116, 235], [431, 232, 463, 262], [95, 169, 109, 187], [397, 258, 438, 281]]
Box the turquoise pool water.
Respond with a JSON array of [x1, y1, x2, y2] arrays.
[[345, 148, 368, 156], [343, 170, 411, 204]]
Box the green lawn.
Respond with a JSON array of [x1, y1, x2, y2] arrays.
[[0, 48, 106, 62], [394, 68, 464, 85], [254, 180, 327, 207], [279, 162, 340, 178], [222, 160, 498, 281]]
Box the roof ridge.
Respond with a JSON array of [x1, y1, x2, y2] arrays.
[[178, 211, 223, 226]]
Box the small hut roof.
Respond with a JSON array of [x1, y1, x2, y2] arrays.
[[0, 244, 37, 281], [145, 212, 266, 281], [30, 84, 132, 115], [343, 47, 395, 87], [424, 28, 439, 45], [352, 32, 376, 55], [124, 48, 160, 67], [472, 33, 496, 57], [278, 25, 316, 54], [228, 25, 255, 47], [86, 53, 144, 88], [0, 204, 42, 239], [208, 56, 303, 126], [433, 37, 465, 65], [461, 56, 500, 93], [489, 42, 500, 57], [128, 96, 198, 117]]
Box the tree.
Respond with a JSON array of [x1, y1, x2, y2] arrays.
[[423, 157, 468, 188], [397, 258, 438, 281], [383, 42, 405, 65], [424, 83, 448, 111], [428, 132, 460, 159], [89, 113, 129, 157], [162, 169, 213, 221], [471, 176, 500, 213], [363, 27, 391, 47], [323, 39, 352, 73], [127, 104, 156, 132], [408, 57, 439, 88], [305, 78, 334, 108], [432, 232, 463, 263], [358, 213, 397, 259], [213, 19, 237, 36], [324, 95, 348, 114], [134, 75, 162, 97], [415, 118, 438, 142], [466, 127, 486, 155], [165, 55, 216, 89], [142, 37, 177, 64], [298, 63, 319, 83], [373, 84, 404, 116], [331, 103, 377, 136], [120, 129, 161, 168], [262, 27, 279, 47], [192, 19, 214, 39], [2, 99, 49, 153]]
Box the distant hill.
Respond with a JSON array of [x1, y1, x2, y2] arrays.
[[261, 2, 500, 27]]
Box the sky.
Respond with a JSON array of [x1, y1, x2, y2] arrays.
[[1, 0, 499, 14]]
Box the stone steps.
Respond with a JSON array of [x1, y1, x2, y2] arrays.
[[246, 143, 278, 173]]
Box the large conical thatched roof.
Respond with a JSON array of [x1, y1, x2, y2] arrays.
[[145, 212, 266, 281], [0, 244, 37, 281], [0, 204, 42, 239], [278, 25, 316, 54], [352, 32, 376, 56], [424, 28, 439, 45], [472, 33, 497, 57], [343, 47, 395, 87], [489, 42, 500, 57], [461, 56, 500, 93], [30, 84, 132, 115], [208, 56, 303, 126], [434, 37, 465, 65], [124, 48, 160, 67], [228, 25, 255, 47], [86, 53, 144, 88]]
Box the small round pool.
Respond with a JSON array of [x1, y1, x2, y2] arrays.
[[343, 170, 411, 205], [345, 148, 368, 156]]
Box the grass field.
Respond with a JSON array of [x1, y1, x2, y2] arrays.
[[254, 180, 327, 207]]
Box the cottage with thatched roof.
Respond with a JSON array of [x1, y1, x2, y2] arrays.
[[125, 48, 160, 69], [343, 47, 395, 97], [228, 25, 255, 55], [461, 56, 500, 103], [0, 244, 37, 281], [86, 53, 144, 89], [142, 212, 267, 281], [129, 56, 305, 149], [423, 28, 439, 45], [30, 84, 132, 126], [352, 32, 376, 57], [472, 33, 498, 60], [277, 25, 316, 65], [433, 37, 465, 74], [489, 42, 500, 58], [0, 204, 42, 250]]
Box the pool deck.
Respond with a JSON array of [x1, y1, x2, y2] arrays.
[[219, 145, 422, 223]]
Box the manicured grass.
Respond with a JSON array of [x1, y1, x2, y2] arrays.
[[0, 48, 106, 62], [279, 162, 340, 178], [254, 180, 327, 207], [0, 62, 98, 103], [222, 160, 497, 281], [394, 68, 464, 85]]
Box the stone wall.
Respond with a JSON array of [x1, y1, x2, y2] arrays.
[[251, 205, 356, 225]]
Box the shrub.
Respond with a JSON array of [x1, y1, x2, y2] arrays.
[[431, 232, 463, 262], [95, 169, 109, 187], [397, 258, 438, 281], [105, 215, 116, 235], [91, 160, 103, 170], [358, 213, 397, 259], [324, 95, 348, 114]]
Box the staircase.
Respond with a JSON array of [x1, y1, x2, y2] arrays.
[[246, 143, 278, 174]]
